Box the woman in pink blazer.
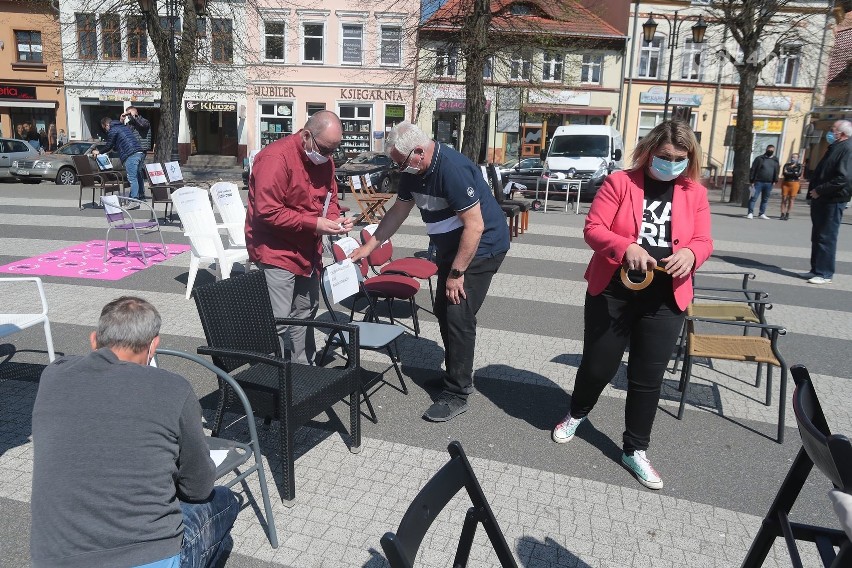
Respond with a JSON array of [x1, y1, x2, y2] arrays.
[[551, 121, 713, 490]]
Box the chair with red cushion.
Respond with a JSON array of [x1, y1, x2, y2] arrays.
[[360, 224, 438, 311], [331, 237, 422, 337]]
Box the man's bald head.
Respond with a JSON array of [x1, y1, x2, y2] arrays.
[[305, 111, 342, 137]]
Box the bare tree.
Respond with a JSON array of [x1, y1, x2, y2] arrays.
[[710, 0, 821, 205]]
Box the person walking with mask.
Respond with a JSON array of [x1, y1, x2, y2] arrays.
[[550, 121, 713, 490], [747, 145, 780, 219], [245, 110, 352, 364], [779, 153, 802, 220]]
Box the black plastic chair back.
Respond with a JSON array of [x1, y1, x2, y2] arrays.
[[381, 441, 517, 568], [193, 269, 280, 373], [792, 366, 852, 491], [487, 163, 505, 204]]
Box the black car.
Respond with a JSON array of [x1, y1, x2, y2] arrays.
[[243, 145, 348, 187], [501, 157, 544, 189], [335, 152, 400, 193]]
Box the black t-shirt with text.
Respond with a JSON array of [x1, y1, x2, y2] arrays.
[[638, 174, 674, 263]]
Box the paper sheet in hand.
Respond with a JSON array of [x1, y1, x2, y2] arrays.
[[328, 260, 359, 303], [210, 449, 229, 467]]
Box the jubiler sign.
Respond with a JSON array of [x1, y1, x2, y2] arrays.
[[339, 88, 405, 102], [184, 100, 237, 112]]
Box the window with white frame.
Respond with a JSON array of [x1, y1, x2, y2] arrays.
[[775, 46, 800, 86], [341, 24, 363, 64], [542, 52, 563, 82], [302, 22, 324, 63], [637, 110, 697, 141], [581, 54, 603, 84], [680, 39, 704, 81], [264, 22, 285, 61], [511, 50, 531, 80], [435, 45, 457, 77], [638, 35, 663, 78], [380, 25, 401, 66], [14, 30, 43, 63]]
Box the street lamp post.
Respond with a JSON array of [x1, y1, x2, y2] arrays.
[[642, 12, 707, 121]]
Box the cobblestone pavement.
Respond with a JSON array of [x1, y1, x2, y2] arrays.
[[0, 184, 850, 567]]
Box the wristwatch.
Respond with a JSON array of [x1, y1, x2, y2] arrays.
[[449, 268, 465, 278]]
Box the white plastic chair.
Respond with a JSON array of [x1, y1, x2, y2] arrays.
[[209, 181, 246, 247], [170, 186, 250, 299], [0, 277, 56, 362]]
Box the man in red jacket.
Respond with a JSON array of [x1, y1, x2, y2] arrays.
[[245, 111, 352, 364]]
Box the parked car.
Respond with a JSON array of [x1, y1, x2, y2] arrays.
[[335, 151, 400, 193], [241, 145, 347, 187], [501, 157, 544, 190], [10, 141, 123, 185], [0, 138, 40, 181]]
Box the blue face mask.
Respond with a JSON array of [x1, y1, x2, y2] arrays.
[[826, 131, 836, 145], [649, 156, 688, 181]]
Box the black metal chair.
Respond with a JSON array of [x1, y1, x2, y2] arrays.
[[192, 269, 362, 506], [381, 441, 518, 568], [72, 154, 123, 210], [488, 163, 530, 234], [153, 348, 278, 548], [741, 364, 852, 567]]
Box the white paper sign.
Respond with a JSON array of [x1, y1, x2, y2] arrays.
[[364, 175, 373, 188], [164, 161, 183, 181], [328, 260, 359, 303], [145, 163, 168, 184], [334, 236, 360, 257], [350, 175, 362, 190], [210, 449, 229, 467]]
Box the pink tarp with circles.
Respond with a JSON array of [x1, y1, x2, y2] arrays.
[[0, 240, 190, 281]]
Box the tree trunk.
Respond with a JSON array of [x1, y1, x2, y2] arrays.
[[731, 70, 759, 205], [460, 0, 489, 163], [154, 57, 190, 165]]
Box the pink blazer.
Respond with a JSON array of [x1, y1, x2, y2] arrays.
[[583, 169, 714, 311]]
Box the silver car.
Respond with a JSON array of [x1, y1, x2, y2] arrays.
[[10, 141, 123, 185], [0, 138, 39, 181]]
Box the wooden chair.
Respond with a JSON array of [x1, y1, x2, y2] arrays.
[[72, 155, 123, 210], [381, 441, 518, 568], [741, 365, 852, 567], [193, 269, 362, 506], [349, 175, 390, 225], [678, 314, 789, 443]]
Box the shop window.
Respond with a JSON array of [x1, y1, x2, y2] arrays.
[[680, 39, 705, 81], [212, 19, 233, 63], [127, 16, 147, 61], [775, 46, 800, 86], [510, 50, 531, 80], [76, 13, 97, 60], [339, 105, 372, 155], [259, 102, 294, 149], [306, 103, 325, 117], [435, 45, 457, 77], [385, 104, 405, 132], [581, 54, 603, 84], [638, 35, 663, 78], [637, 110, 696, 142], [303, 23, 324, 63], [14, 30, 42, 63], [101, 14, 122, 60], [380, 26, 401, 66], [341, 24, 362, 65], [264, 22, 285, 60], [542, 52, 563, 82]]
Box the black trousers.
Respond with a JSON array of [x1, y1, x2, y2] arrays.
[[569, 275, 685, 453], [435, 253, 505, 399]]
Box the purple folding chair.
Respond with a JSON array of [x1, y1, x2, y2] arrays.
[[101, 194, 168, 265]]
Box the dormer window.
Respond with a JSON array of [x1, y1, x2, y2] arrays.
[[510, 3, 532, 16]]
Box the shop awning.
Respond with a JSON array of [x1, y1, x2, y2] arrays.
[[0, 100, 56, 109], [522, 105, 611, 116]]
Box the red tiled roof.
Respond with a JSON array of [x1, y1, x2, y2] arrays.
[[423, 0, 624, 39], [827, 21, 852, 83]]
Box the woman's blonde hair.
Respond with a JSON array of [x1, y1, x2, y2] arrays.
[[631, 120, 703, 181]]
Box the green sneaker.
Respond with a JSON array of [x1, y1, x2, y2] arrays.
[[621, 450, 664, 490], [551, 414, 585, 443]]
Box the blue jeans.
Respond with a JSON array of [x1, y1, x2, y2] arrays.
[[810, 200, 845, 279], [748, 182, 773, 215], [179, 486, 240, 568], [124, 151, 146, 199]]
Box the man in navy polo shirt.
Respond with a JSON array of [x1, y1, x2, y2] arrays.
[[351, 121, 510, 422]]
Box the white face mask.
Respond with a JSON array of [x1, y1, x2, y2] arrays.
[[305, 133, 330, 165], [146, 340, 157, 366], [402, 150, 422, 175]]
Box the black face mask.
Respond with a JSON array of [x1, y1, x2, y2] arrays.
[[766, 150, 774, 156]]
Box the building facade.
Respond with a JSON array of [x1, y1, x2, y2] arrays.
[[619, 0, 837, 179], [0, 0, 66, 147], [244, 0, 418, 158], [58, 0, 247, 163]]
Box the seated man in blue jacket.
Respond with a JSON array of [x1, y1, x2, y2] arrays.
[[93, 111, 149, 200], [30, 296, 240, 568]]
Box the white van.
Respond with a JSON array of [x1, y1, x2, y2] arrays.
[[541, 125, 624, 199]]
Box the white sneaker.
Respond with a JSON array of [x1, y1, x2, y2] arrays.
[[808, 276, 832, 284], [621, 450, 664, 490], [759, 214, 770, 220], [746, 213, 754, 219], [551, 414, 585, 443]]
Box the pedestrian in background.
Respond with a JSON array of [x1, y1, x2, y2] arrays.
[[25, 122, 41, 152], [92, 115, 147, 200], [15, 123, 24, 140], [804, 120, 852, 285], [48, 123, 57, 152], [57, 128, 68, 147], [125, 106, 152, 153], [779, 153, 802, 220], [551, 120, 713, 490], [747, 145, 780, 219]]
